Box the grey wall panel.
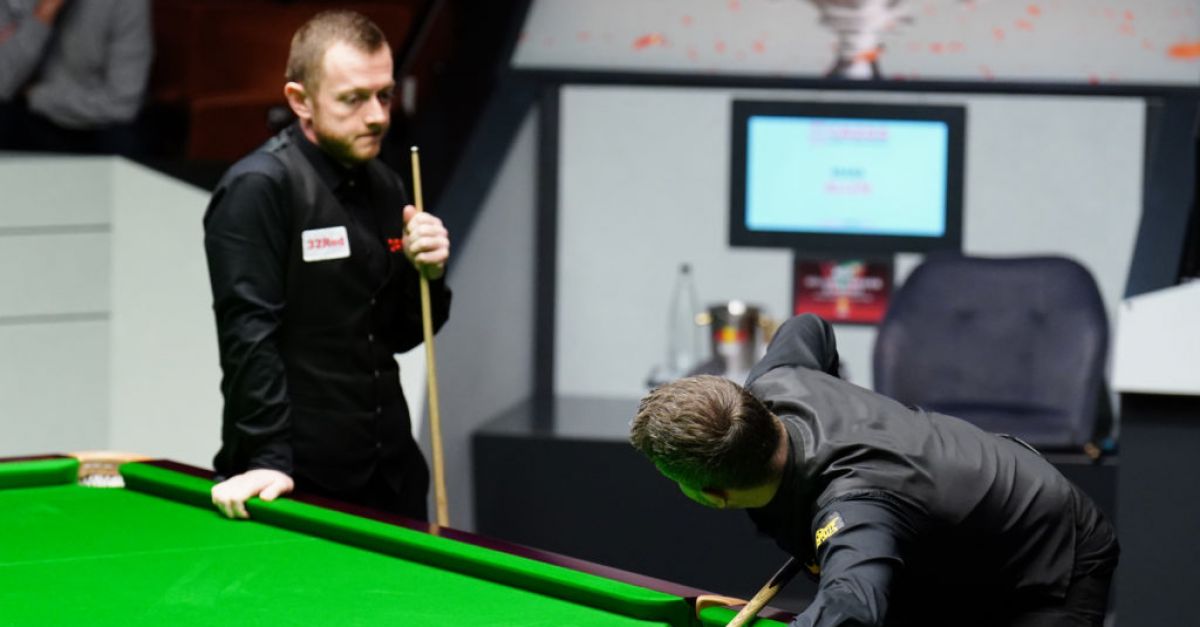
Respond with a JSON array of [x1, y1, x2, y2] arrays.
[[0, 155, 112, 228], [0, 232, 110, 318], [0, 156, 113, 457], [962, 94, 1143, 314], [556, 85, 792, 398], [555, 86, 1144, 395], [0, 320, 109, 456], [107, 161, 222, 467], [420, 108, 540, 529]]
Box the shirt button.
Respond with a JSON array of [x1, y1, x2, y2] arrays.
[[370, 298, 377, 306], [374, 369, 380, 378], [367, 333, 375, 343], [376, 406, 383, 415], [375, 441, 382, 449]]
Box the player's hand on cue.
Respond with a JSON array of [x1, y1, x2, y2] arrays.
[[402, 205, 449, 280], [211, 468, 294, 519]]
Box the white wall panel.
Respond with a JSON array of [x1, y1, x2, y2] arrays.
[[0, 320, 109, 456], [0, 155, 111, 228], [515, 0, 1200, 86], [555, 85, 1144, 394], [107, 161, 222, 467], [420, 109, 540, 528], [0, 232, 110, 317]]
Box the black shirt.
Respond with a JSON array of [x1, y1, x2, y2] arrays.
[[203, 124, 451, 491]]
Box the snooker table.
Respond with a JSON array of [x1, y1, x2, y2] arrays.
[[0, 456, 790, 626]]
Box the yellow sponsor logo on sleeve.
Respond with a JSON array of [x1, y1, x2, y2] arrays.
[[814, 512, 845, 549]]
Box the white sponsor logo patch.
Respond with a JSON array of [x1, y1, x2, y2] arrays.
[[302, 226, 351, 262]]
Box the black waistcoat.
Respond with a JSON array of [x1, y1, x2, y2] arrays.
[[213, 128, 450, 491]]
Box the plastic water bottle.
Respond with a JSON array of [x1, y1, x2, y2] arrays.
[[666, 263, 703, 378]]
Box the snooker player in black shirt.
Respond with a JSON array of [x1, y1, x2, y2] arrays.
[[631, 314, 1118, 626], [204, 11, 451, 520]]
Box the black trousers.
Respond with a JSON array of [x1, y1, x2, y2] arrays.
[[888, 516, 1118, 627], [1004, 566, 1114, 627], [888, 565, 1114, 627], [1004, 514, 1118, 627]]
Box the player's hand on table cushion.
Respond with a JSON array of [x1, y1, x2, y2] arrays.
[[694, 594, 750, 613], [402, 205, 449, 280], [211, 468, 294, 519]]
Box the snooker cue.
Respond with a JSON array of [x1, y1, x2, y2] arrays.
[[725, 557, 803, 627], [410, 146, 450, 528]]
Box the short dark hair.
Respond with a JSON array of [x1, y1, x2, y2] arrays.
[[286, 10, 387, 90], [630, 375, 780, 489]]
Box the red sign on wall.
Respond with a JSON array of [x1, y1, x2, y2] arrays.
[[793, 259, 893, 325]]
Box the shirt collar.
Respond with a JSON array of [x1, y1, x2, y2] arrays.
[[290, 123, 367, 194], [748, 417, 805, 517]]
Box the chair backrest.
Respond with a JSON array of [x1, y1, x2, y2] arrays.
[[873, 255, 1109, 451]]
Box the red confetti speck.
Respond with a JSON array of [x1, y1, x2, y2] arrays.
[[993, 27, 1005, 41], [682, 15, 694, 27], [1027, 5, 1041, 17], [1142, 38, 1155, 51], [948, 41, 965, 53], [1168, 41, 1200, 59], [1124, 10, 1135, 21], [687, 46, 699, 61], [1119, 22, 1134, 36], [715, 40, 727, 54], [1015, 19, 1034, 32], [577, 31, 591, 42], [979, 65, 995, 80], [930, 42, 945, 54], [1088, 75, 1101, 85], [727, 0, 741, 11], [753, 40, 766, 54], [854, 48, 881, 63], [632, 33, 666, 51]]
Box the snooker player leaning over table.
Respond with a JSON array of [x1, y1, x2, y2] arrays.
[[204, 11, 450, 520], [631, 314, 1118, 627]]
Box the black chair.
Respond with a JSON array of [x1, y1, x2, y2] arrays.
[[873, 255, 1112, 453]]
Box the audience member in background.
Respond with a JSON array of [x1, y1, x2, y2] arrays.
[[0, 0, 153, 155]]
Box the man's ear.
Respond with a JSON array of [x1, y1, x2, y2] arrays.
[[284, 82, 312, 121]]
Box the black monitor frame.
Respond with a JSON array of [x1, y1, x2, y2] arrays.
[[729, 100, 966, 255]]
